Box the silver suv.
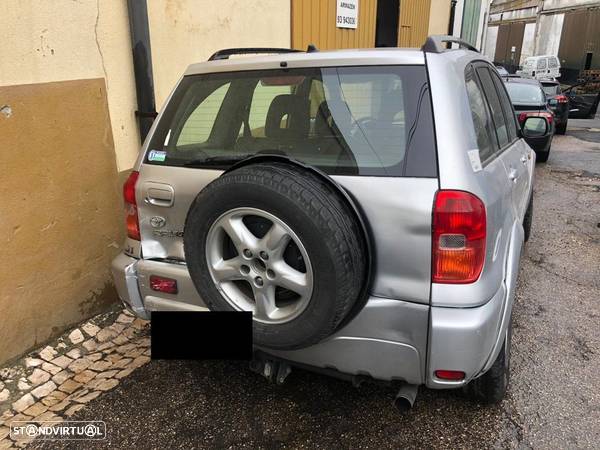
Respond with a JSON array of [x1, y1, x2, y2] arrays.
[[112, 36, 541, 407]]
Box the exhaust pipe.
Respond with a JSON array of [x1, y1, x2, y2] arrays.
[[394, 383, 418, 413]]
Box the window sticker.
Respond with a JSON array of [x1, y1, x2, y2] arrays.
[[148, 150, 167, 162], [467, 149, 483, 172]]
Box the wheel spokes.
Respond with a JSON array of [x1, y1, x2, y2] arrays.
[[259, 222, 291, 259], [253, 284, 277, 321], [220, 215, 257, 251], [211, 257, 245, 282], [274, 262, 310, 298]]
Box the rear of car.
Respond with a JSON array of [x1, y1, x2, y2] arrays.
[[504, 77, 554, 161], [112, 41, 534, 405], [518, 55, 561, 80], [541, 80, 569, 134]]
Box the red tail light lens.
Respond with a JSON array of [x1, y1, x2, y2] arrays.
[[149, 275, 178, 294], [518, 111, 553, 124], [555, 94, 568, 104], [432, 190, 486, 284], [123, 171, 140, 240], [435, 370, 466, 381]]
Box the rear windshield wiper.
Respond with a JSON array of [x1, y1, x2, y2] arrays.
[[182, 154, 255, 167]]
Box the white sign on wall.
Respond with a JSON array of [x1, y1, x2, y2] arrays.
[[336, 0, 358, 29]]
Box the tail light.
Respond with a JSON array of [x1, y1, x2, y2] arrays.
[[149, 275, 178, 294], [432, 190, 486, 284], [123, 171, 140, 240], [518, 111, 553, 124], [434, 370, 466, 381], [555, 94, 568, 104]]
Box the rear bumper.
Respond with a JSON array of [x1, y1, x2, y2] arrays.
[[110, 252, 509, 387], [426, 283, 506, 388], [110, 253, 150, 320]]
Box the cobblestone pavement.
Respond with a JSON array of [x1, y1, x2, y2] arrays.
[[3, 130, 600, 449], [0, 309, 150, 448]]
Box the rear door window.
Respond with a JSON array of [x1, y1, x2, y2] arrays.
[[490, 70, 518, 142], [145, 66, 437, 177], [476, 66, 510, 149], [465, 68, 496, 163]]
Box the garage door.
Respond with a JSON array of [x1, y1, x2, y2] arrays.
[[494, 22, 525, 73], [291, 0, 377, 50]]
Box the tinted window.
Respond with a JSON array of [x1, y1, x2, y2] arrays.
[[476, 67, 509, 148], [465, 68, 496, 163], [537, 58, 547, 70], [146, 66, 437, 177], [490, 71, 518, 142], [505, 83, 545, 104], [541, 83, 560, 96]]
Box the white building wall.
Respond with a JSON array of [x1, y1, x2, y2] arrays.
[[483, 25, 498, 60], [535, 13, 564, 56], [475, 0, 490, 50], [520, 22, 537, 64]]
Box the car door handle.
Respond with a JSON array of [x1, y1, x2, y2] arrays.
[[508, 168, 519, 182], [145, 185, 175, 207], [520, 155, 528, 164]]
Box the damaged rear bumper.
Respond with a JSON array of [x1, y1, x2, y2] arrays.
[[111, 252, 150, 320]]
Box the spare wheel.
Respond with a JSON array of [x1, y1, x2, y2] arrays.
[[183, 162, 367, 350]]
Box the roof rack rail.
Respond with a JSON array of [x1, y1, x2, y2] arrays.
[[421, 35, 479, 54], [208, 47, 302, 61]]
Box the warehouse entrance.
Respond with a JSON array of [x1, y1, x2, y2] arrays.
[[375, 0, 399, 47]]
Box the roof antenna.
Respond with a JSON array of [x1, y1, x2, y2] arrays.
[[306, 43, 319, 53]]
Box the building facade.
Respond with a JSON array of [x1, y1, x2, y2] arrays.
[[484, 0, 600, 80], [0, 0, 447, 365]]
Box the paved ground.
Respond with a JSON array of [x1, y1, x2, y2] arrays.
[[21, 125, 600, 448]]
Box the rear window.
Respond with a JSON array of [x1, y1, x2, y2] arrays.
[[145, 66, 437, 177], [505, 82, 545, 105], [541, 83, 560, 96]]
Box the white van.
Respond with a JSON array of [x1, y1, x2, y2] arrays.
[[518, 55, 561, 80]]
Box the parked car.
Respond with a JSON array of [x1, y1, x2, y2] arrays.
[[112, 36, 540, 408], [504, 77, 554, 162], [564, 79, 600, 119], [541, 79, 569, 134], [517, 55, 561, 80], [495, 65, 509, 76]]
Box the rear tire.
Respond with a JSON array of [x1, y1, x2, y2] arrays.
[[184, 162, 368, 350], [536, 148, 550, 163], [556, 121, 567, 135], [465, 316, 512, 404], [523, 197, 533, 243]]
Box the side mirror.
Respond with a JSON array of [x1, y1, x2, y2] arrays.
[[521, 116, 548, 138]]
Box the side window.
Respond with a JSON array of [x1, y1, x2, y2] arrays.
[[548, 57, 558, 69], [465, 68, 496, 163], [177, 83, 230, 146], [476, 67, 509, 149], [490, 71, 518, 142], [537, 58, 547, 70]]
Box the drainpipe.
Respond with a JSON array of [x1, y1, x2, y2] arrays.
[[446, 0, 458, 49], [127, 0, 157, 143], [448, 0, 458, 36]]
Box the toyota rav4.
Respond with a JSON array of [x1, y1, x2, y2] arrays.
[[112, 36, 541, 407]]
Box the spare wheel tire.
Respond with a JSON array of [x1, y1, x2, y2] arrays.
[[184, 162, 367, 350]]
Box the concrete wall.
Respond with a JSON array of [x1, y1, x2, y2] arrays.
[[520, 21, 537, 65], [483, 25, 499, 59], [535, 13, 564, 56], [0, 0, 291, 364], [149, 0, 291, 109], [428, 0, 452, 35]]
